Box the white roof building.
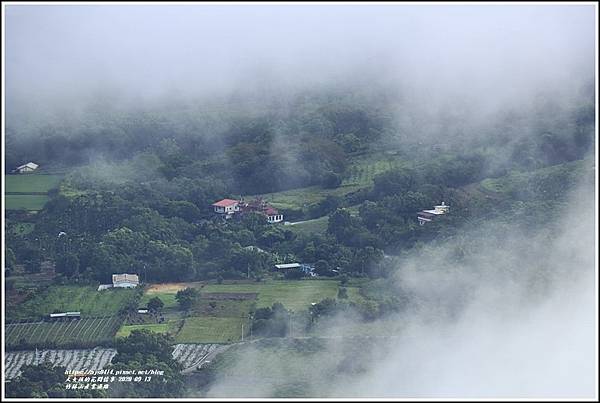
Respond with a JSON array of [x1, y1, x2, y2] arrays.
[[274, 263, 302, 270], [112, 273, 140, 288], [418, 202, 450, 225], [14, 162, 39, 173]]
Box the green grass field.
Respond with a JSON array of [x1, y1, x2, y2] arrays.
[[7, 285, 139, 321], [257, 153, 407, 213], [343, 154, 407, 186], [6, 316, 122, 348], [116, 323, 171, 338], [5, 174, 62, 211], [142, 279, 360, 314], [201, 280, 341, 312], [5, 174, 62, 193], [176, 316, 249, 344], [138, 279, 374, 344], [259, 184, 364, 211], [287, 216, 329, 235], [140, 292, 179, 309], [193, 298, 256, 317], [5, 195, 50, 211]]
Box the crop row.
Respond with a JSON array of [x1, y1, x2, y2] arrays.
[[6, 317, 123, 348], [172, 343, 218, 370], [5, 348, 117, 380], [5, 344, 219, 379]]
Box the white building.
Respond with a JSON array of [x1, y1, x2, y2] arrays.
[[13, 162, 39, 173], [274, 263, 302, 270], [112, 273, 140, 288], [212, 199, 240, 217], [417, 202, 450, 225], [265, 206, 284, 223]]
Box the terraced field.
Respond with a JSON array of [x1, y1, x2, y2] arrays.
[[5, 348, 117, 380], [4, 195, 50, 211], [5, 174, 62, 211], [8, 285, 139, 321], [172, 343, 220, 371], [5, 343, 222, 380], [257, 153, 406, 213], [342, 154, 407, 186], [5, 317, 123, 348]]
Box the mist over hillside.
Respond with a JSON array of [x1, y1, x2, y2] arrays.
[[5, 5, 595, 169], [4, 3, 596, 399]]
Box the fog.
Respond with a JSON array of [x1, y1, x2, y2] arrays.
[[204, 170, 596, 399], [5, 4, 596, 120], [4, 3, 597, 399]]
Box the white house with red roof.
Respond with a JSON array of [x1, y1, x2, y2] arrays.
[[212, 197, 283, 223], [212, 199, 240, 217], [265, 206, 284, 223]]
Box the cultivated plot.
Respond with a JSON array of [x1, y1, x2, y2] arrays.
[[6, 317, 123, 348]]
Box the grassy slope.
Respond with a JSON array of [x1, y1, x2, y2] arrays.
[[136, 279, 371, 344], [259, 153, 408, 211], [5, 174, 62, 211], [201, 280, 341, 312], [116, 323, 170, 338], [5, 174, 63, 193], [6, 316, 122, 348], [7, 286, 139, 321], [5, 195, 49, 211], [176, 316, 250, 344]]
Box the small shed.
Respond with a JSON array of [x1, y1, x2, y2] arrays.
[[13, 162, 39, 174], [274, 263, 302, 270]]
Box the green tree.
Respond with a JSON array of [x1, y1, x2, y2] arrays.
[[175, 287, 199, 311], [147, 296, 164, 313], [107, 329, 184, 397], [6, 362, 106, 398], [55, 253, 80, 277]]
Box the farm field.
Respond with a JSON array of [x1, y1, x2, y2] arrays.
[[172, 343, 220, 371], [287, 216, 329, 235], [5, 174, 63, 193], [5, 344, 220, 380], [5, 174, 63, 211], [256, 153, 407, 214], [4, 195, 49, 211], [193, 297, 256, 318], [201, 280, 340, 312], [141, 282, 204, 309], [342, 153, 407, 186], [259, 184, 364, 211], [5, 317, 123, 349], [134, 279, 374, 344], [5, 348, 117, 380], [142, 279, 365, 314], [116, 323, 172, 338], [175, 316, 249, 344], [7, 285, 139, 321]]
